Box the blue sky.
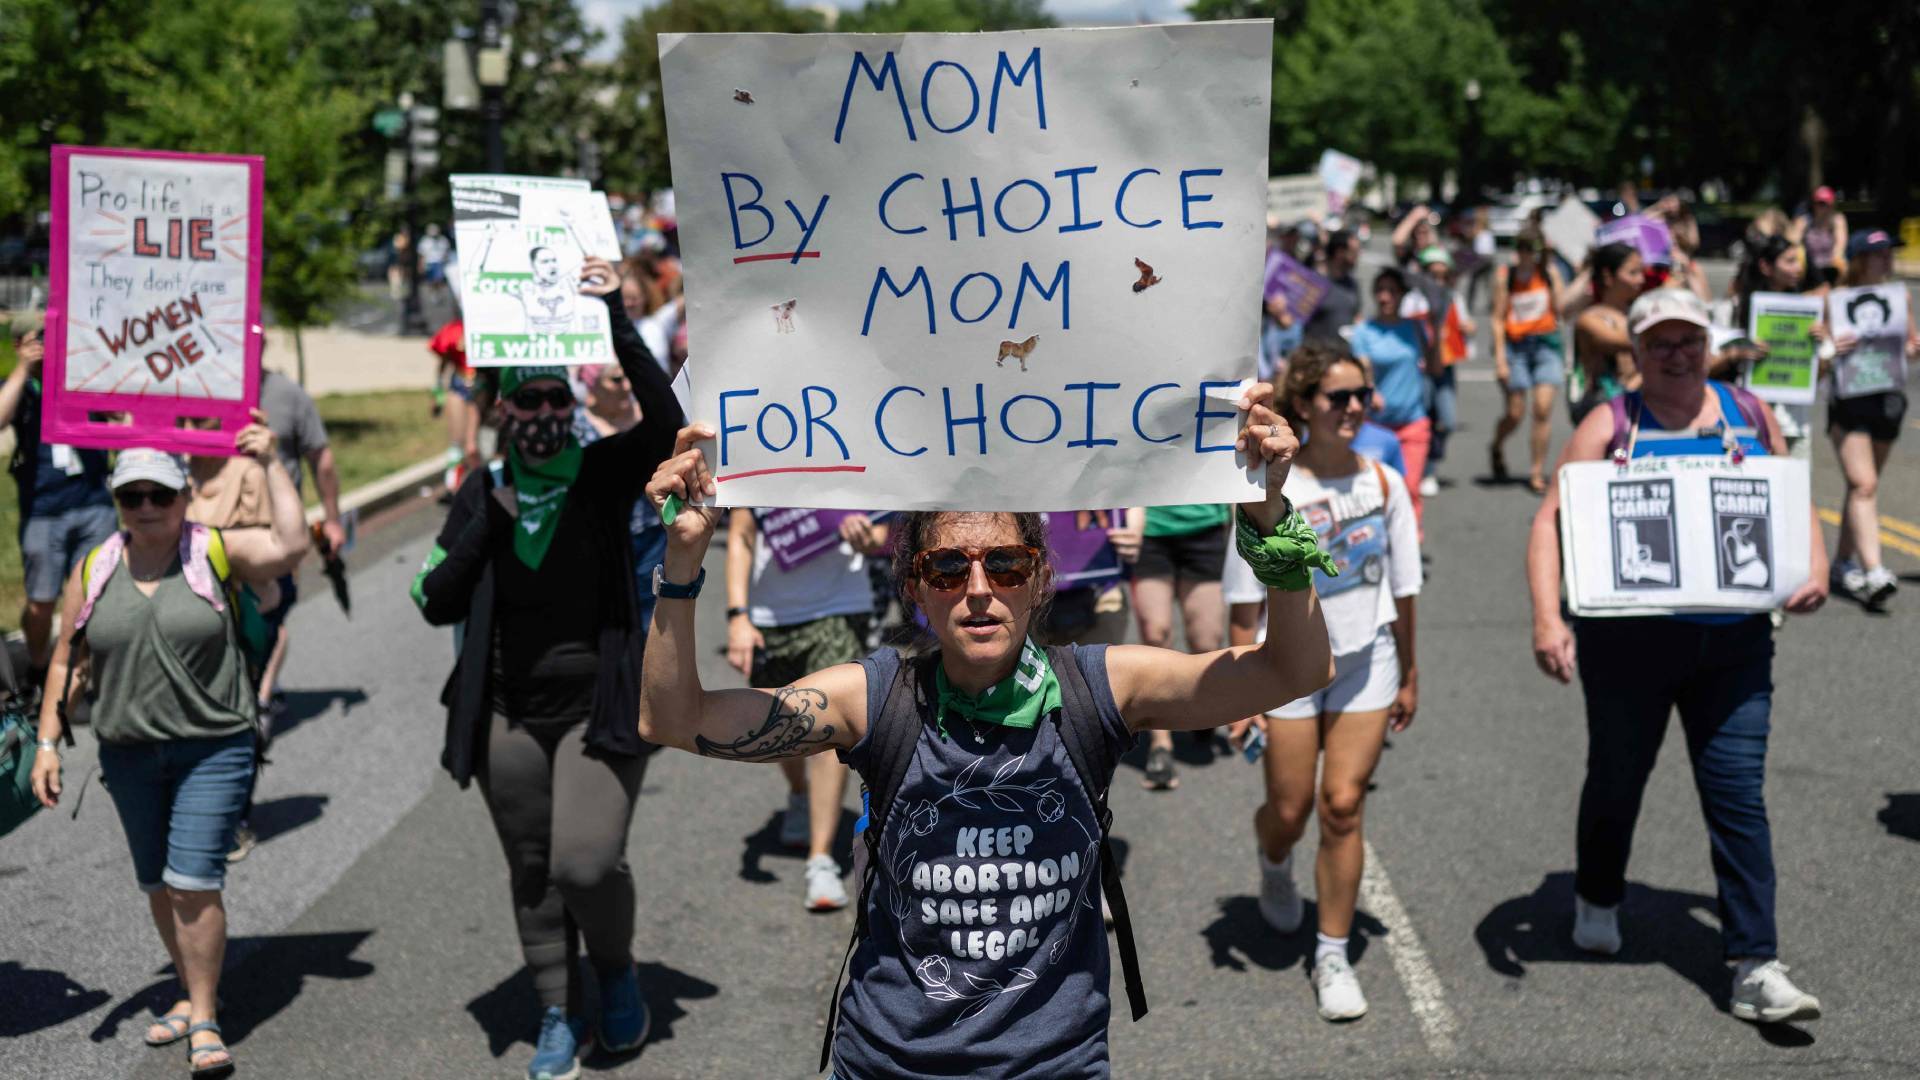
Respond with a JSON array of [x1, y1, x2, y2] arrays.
[[580, 0, 1196, 51]]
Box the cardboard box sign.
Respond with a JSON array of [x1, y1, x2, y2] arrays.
[[1558, 455, 1812, 617]]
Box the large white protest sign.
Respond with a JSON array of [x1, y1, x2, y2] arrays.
[[451, 174, 623, 367], [45, 146, 262, 455], [1827, 284, 1909, 399], [1316, 149, 1362, 206], [1558, 455, 1810, 616], [659, 24, 1272, 511], [1541, 198, 1599, 268]]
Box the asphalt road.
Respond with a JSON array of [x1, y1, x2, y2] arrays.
[[6, 287, 1920, 1079]]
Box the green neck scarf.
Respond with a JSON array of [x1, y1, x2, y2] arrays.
[[934, 637, 1061, 737], [507, 441, 582, 569]]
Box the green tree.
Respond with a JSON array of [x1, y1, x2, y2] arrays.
[[108, 0, 374, 380], [602, 0, 827, 192], [0, 0, 152, 222], [841, 0, 1054, 32]]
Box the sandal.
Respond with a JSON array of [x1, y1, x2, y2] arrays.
[[184, 1020, 235, 1078], [1528, 474, 1547, 495], [145, 1011, 192, 1047]]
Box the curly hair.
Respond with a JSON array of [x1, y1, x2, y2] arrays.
[[891, 511, 1054, 632], [1278, 340, 1367, 428]]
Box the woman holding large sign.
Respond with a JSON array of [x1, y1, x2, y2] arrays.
[[1825, 228, 1918, 610], [639, 383, 1333, 1079], [412, 256, 682, 1080], [1526, 288, 1828, 1026]]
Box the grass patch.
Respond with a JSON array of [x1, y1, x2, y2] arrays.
[[0, 387, 446, 632]]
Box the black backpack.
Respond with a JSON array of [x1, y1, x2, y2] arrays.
[[819, 644, 1148, 1071]]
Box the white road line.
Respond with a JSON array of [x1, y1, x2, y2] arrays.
[[1360, 839, 1460, 1059]]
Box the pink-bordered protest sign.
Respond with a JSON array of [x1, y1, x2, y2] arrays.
[[45, 145, 263, 456]]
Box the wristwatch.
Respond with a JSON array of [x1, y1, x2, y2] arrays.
[[652, 564, 706, 600], [726, 606, 750, 620]]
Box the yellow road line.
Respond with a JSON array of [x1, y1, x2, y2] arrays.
[[1877, 512, 1920, 542], [1818, 507, 1920, 561]]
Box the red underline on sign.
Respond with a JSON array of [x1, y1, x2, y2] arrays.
[[731, 251, 822, 264], [715, 465, 867, 483]]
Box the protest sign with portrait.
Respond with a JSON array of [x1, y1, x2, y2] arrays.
[[1828, 284, 1909, 399], [451, 174, 624, 367], [1742, 291, 1822, 405], [44, 145, 263, 455], [659, 23, 1272, 512], [1557, 454, 1810, 616]]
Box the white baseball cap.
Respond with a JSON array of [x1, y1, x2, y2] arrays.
[[110, 447, 189, 491], [1628, 287, 1712, 337]]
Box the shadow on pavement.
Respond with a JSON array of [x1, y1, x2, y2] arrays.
[[466, 958, 720, 1059], [0, 961, 113, 1037], [1879, 792, 1920, 842], [88, 930, 376, 1046], [1202, 896, 1382, 975], [1474, 872, 1793, 1030], [250, 793, 331, 845], [737, 806, 856, 885], [272, 688, 371, 741]]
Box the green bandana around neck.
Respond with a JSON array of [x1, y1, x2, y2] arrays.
[[934, 637, 1061, 737], [507, 440, 582, 569]]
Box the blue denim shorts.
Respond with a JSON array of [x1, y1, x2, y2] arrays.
[[1504, 334, 1564, 391], [99, 732, 255, 892]]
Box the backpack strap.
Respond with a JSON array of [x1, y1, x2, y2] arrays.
[[1721, 382, 1770, 442], [1605, 391, 1637, 458], [820, 649, 935, 1073], [72, 531, 127, 633], [1045, 644, 1147, 1023]]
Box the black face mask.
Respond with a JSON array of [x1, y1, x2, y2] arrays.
[[508, 410, 570, 459]]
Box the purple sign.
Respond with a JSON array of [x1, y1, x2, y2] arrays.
[[1047, 510, 1127, 586], [1594, 214, 1672, 267], [758, 508, 859, 571], [1264, 250, 1331, 325]]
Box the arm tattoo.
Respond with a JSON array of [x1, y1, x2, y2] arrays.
[[694, 687, 836, 761]]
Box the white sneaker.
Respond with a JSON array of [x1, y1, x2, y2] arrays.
[[1840, 566, 1875, 606], [778, 793, 809, 849], [1865, 565, 1899, 605], [1418, 474, 1440, 498], [1571, 897, 1621, 955], [804, 854, 848, 911], [1312, 954, 1368, 1021], [1257, 853, 1303, 934], [1828, 557, 1859, 588], [1731, 960, 1822, 1024]]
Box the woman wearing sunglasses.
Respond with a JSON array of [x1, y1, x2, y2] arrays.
[[411, 255, 684, 1080], [639, 384, 1333, 1080], [30, 431, 310, 1079], [1220, 341, 1421, 1022]]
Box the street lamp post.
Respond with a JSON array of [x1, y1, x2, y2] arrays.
[[478, 0, 508, 173], [1460, 78, 1482, 208]]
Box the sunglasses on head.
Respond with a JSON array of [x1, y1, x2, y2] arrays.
[[114, 486, 179, 509], [509, 385, 574, 411], [913, 545, 1042, 592], [1318, 386, 1374, 410]]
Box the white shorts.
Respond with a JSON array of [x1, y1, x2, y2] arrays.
[[1268, 628, 1400, 719]]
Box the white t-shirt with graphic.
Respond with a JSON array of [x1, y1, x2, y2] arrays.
[[1223, 460, 1422, 656]]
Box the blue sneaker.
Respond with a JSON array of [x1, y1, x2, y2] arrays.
[[527, 1006, 588, 1080], [598, 963, 651, 1053]]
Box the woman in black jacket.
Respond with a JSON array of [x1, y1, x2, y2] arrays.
[[412, 255, 684, 1080]]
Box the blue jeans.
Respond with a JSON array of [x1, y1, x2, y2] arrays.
[[99, 732, 255, 892], [1573, 616, 1777, 958], [1426, 365, 1458, 466]]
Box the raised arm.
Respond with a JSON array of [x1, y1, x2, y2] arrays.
[[583, 256, 685, 497], [639, 425, 867, 760], [0, 332, 39, 428], [221, 409, 310, 579], [1107, 384, 1332, 731]]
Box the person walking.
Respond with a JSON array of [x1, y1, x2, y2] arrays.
[[726, 507, 889, 910], [410, 256, 683, 1080], [1131, 499, 1229, 789], [1349, 267, 1436, 524], [1569, 243, 1645, 425], [29, 432, 310, 1079], [0, 310, 117, 696], [1527, 288, 1828, 1026], [429, 315, 482, 493], [1223, 342, 1421, 1022], [1788, 187, 1848, 288], [635, 391, 1333, 1078], [1302, 229, 1363, 343], [1407, 246, 1474, 495], [1490, 228, 1567, 492], [254, 368, 345, 714], [1825, 228, 1919, 609]]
